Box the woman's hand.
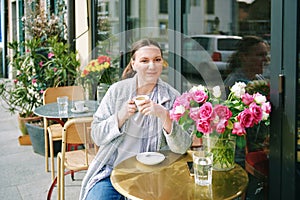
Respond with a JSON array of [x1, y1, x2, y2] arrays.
[[117, 99, 137, 128], [138, 99, 172, 133], [137, 99, 167, 119]]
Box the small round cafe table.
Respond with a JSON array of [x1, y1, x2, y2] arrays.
[[111, 150, 248, 200], [33, 100, 98, 119]]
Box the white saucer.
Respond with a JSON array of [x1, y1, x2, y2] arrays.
[[71, 107, 89, 113], [136, 152, 165, 165]]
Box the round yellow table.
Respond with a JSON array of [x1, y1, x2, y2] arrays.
[[111, 150, 248, 200]]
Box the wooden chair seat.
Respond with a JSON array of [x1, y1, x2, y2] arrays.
[[48, 124, 63, 139], [64, 150, 96, 171]]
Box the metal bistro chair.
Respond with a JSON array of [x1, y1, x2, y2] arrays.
[[43, 85, 85, 181], [56, 117, 97, 200], [244, 136, 269, 199]]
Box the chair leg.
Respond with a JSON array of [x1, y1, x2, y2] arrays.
[[71, 170, 75, 181], [61, 156, 65, 200], [57, 153, 61, 200], [47, 176, 57, 200], [48, 131, 55, 181], [44, 118, 49, 172]]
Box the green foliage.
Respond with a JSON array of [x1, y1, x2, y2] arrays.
[[0, 36, 80, 117]]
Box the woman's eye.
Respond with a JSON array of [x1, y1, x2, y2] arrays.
[[140, 60, 148, 63], [155, 58, 162, 62]]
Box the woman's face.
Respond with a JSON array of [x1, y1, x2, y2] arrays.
[[131, 45, 163, 85], [242, 42, 269, 75]]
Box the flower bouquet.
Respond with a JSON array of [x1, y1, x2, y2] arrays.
[[170, 82, 271, 170], [80, 55, 111, 84], [79, 55, 115, 99]]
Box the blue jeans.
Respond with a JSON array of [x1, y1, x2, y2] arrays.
[[85, 177, 125, 200]]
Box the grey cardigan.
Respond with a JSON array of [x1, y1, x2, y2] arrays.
[[79, 75, 192, 200]]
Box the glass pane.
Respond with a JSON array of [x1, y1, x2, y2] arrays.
[[182, 0, 271, 89], [182, 1, 271, 198], [90, 0, 120, 83], [124, 0, 169, 82]]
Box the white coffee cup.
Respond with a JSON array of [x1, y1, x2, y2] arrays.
[[74, 101, 85, 111], [133, 95, 149, 111]]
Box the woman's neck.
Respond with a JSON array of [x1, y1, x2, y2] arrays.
[[136, 84, 156, 95], [136, 79, 156, 95]]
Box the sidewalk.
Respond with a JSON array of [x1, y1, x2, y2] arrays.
[[0, 99, 85, 200]]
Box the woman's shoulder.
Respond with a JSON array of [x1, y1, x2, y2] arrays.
[[109, 77, 135, 90]]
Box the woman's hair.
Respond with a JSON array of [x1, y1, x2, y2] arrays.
[[121, 38, 163, 79], [227, 35, 264, 71]]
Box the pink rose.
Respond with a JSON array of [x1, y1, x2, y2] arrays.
[[214, 119, 228, 133], [192, 90, 208, 103], [176, 92, 192, 109], [189, 107, 200, 121], [32, 79, 37, 84], [242, 93, 254, 105], [237, 109, 255, 128], [249, 102, 263, 123], [232, 122, 246, 136], [169, 106, 185, 121], [196, 119, 212, 135], [261, 102, 271, 114], [199, 102, 213, 120], [213, 104, 232, 120]]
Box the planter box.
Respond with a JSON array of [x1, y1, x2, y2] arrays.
[[25, 123, 61, 156]]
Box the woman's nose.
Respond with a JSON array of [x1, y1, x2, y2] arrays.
[[148, 62, 155, 68]]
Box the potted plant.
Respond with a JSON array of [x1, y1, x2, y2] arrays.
[[0, 1, 79, 146], [0, 36, 79, 145]]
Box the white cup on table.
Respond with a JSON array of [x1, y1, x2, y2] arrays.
[[74, 101, 85, 112]]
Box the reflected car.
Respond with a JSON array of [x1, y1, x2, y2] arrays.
[[182, 34, 242, 79]]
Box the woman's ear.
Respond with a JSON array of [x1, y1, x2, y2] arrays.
[[131, 59, 136, 71]]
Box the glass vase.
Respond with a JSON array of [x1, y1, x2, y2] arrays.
[[202, 135, 236, 171], [84, 82, 98, 100], [97, 83, 110, 104]]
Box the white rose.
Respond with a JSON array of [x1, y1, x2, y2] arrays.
[[212, 86, 221, 98], [175, 105, 186, 114], [254, 93, 267, 104], [262, 112, 269, 120], [190, 85, 206, 93], [230, 82, 246, 98]]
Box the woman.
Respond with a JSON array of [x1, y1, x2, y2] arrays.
[[79, 38, 192, 200], [224, 35, 269, 89]]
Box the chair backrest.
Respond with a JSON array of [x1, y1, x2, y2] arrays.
[[43, 85, 85, 105], [61, 117, 97, 164]]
